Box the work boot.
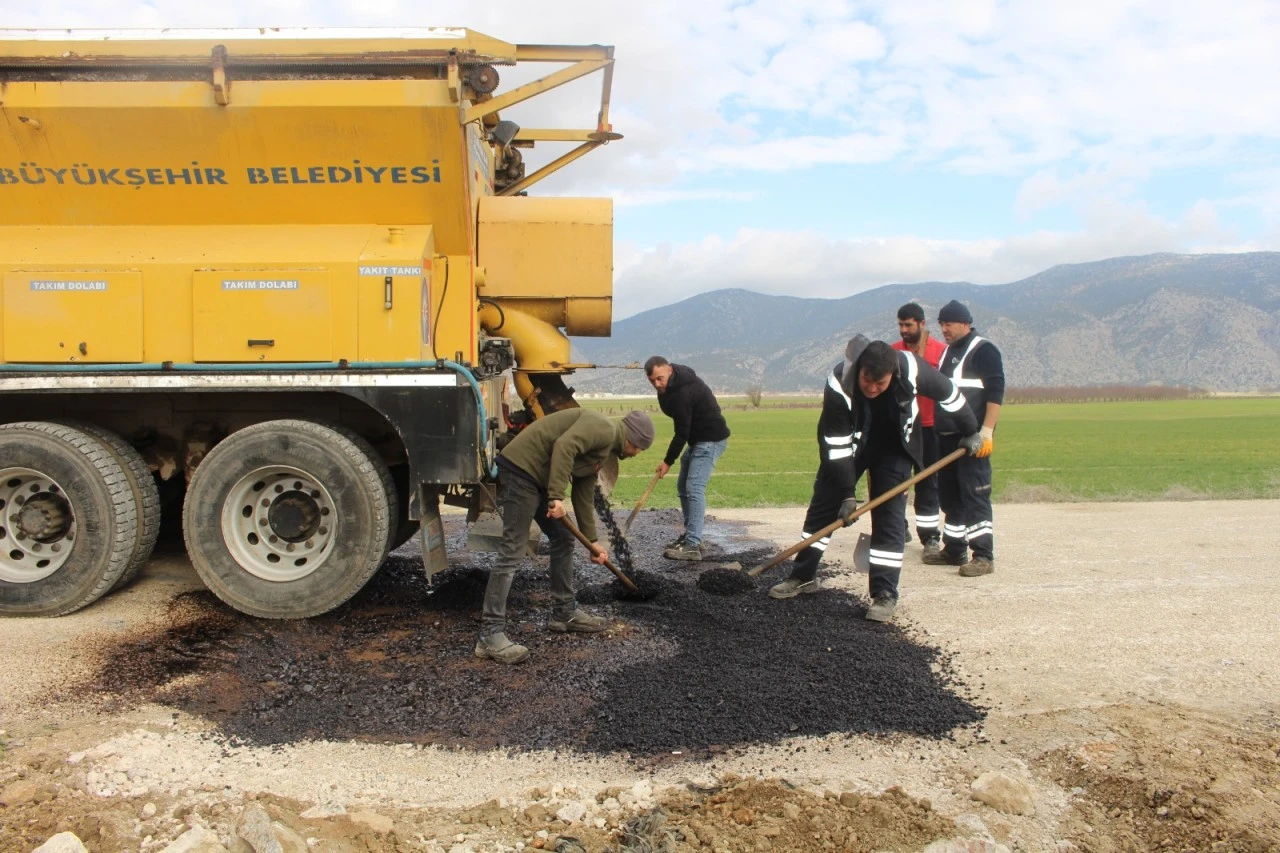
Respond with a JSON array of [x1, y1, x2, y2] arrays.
[[904, 527, 913, 543], [768, 577, 821, 599], [922, 547, 967, 566], [549, 609, 610, 633], [921, 537, 943, 561], [959, 556, 994, 577], [865, 593, 897, 622], [664, 542, 703, 561], [473, 633, 529, 664]]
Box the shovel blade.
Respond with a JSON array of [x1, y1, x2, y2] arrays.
[[852, 532, 871, 574], [597, 455, 619, 499], [467, 511, 505, 553], [468, 511, 540, 555]]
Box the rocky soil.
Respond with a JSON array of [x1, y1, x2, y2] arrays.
[[2, 501, 1279, 852]]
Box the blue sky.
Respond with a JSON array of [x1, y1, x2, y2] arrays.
[[5, 0, 1278, 318]]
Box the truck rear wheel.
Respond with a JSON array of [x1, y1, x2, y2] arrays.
[[183, 420, 391, 618], [52, 421, 161, 590], [0, 422, 138, 616], [323, 422, 399, 559]]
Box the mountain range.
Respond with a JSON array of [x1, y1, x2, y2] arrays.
[[569, 252, 1280, 393]]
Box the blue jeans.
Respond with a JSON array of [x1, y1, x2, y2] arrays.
[[677, 439, 728, 547]]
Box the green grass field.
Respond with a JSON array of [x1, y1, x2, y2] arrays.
[[580, 397, 1280, 508]]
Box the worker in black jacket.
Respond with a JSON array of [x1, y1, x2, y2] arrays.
[[923, 300, 1005, 577], [769, 336, 983, 621], [644, 356, 731, 561]]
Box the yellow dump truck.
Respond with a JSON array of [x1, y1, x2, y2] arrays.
[[0, 28, 620, 618]]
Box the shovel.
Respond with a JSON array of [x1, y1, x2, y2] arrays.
[[747, 447, 967, 577], [622, 471, 663, 536], [559, 515, 640, 593]]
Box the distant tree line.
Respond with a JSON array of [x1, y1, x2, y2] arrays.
[[1003, 385, 1208, 404], [587, 384, 1216, 413]]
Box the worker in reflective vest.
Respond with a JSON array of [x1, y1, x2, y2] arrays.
[[892, 301, 947, 556], [924, 300, 1005, 577], [768, 335, 981, 622]]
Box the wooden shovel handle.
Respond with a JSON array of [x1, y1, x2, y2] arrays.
[[559, 516, 639, 593], [622, 472, 663, 536], [747, 447, 968, 577]]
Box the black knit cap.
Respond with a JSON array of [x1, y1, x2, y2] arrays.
[[937, 299, 974, 324]]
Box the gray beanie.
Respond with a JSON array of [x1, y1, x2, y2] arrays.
[[938, 299, 974, 325], [620, 410, 655, 450]]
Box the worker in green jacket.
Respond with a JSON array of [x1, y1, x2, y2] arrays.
[[476, 408, 656, 664]]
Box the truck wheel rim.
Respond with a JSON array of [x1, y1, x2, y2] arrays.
[[0, 467, 77, 583], [223, 465, 336, 582]]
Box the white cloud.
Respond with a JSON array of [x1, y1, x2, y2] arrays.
[[7, 0, 1277, 297], [1014, 160, 1149, 217], [610, 188, 760, 208], [8, 0, 1278, 189], [612, 199, 1248, 318]]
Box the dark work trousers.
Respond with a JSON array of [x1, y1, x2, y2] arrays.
[[480, 468, 576, 637], [790, 453, 913, 600], [936, 432, 994, 561], [911, 425, 941, 542]]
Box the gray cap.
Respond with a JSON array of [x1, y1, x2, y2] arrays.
[[620, 410, 655, 450]]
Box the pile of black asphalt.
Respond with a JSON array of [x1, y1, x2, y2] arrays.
[[86, 510, 984, 756]]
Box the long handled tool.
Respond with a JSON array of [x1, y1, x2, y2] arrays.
[[559, 516, 640, 593], [622, 471, 663, 536], [747, 447, 968, 577]]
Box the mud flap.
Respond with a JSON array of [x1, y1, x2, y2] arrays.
[[419, 489, 449, 583]]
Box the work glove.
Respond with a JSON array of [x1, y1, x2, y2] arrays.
[[838, 497, 859, 527], [961, 428, 995, 458], [976, 426, 994, 458]]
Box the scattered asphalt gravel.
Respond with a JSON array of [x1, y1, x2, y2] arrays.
[[82, 511, 984, 756], [696, 567, 757, 596]]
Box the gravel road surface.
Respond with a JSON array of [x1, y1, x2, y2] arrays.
[[1, 500, 1277, 852]]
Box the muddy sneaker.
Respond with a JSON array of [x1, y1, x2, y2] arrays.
[[921, 538, 944, 560], [549, 609, 610, 633], [663, 543, 703, 561], [922, 547, 967, 566], [473, 633, 529, 664], [768, 577, 821, 599], [664, 533, 687, 550], [959, 556, 994, 577], [865, 593, 897, 622]]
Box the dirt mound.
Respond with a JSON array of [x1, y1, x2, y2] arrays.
[[1035, 707, 1280, 851], [0, 767, 954, 853], [650, 777, 955, 853]]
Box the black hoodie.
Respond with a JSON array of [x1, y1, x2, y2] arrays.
[[657, 364, 731, 466], [816, 335, 978, 492]]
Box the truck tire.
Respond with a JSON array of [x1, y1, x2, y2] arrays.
[[52, 421, 161, 590], [183, 419, 391, 618], [322, 422, 398, 558], [0, 421, 138, 616]]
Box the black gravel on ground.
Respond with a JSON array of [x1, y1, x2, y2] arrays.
[[611, 569, 666, 602], [85, 513, 984, 755], [696, 568, 756, 596]]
